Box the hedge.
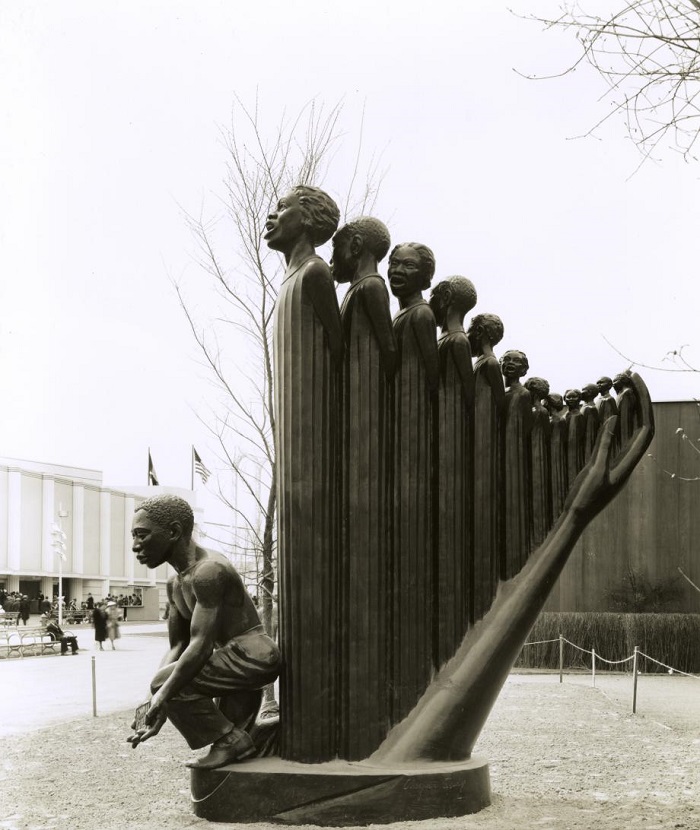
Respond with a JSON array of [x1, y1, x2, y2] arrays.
[[515, 612, 700, 674]]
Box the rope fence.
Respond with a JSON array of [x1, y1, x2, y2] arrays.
[[520, 634, 700, 713]]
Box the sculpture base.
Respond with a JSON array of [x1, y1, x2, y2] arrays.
[[190, 755, 490, 825]]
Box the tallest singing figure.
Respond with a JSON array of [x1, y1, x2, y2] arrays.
[[266, 185, 342, 763]]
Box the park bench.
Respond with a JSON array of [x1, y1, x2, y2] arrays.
[[0, 626, 77, 658], [0, 629, 24, 658]]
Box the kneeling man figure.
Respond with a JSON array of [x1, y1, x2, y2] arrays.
[[127, 494, 280, 769]]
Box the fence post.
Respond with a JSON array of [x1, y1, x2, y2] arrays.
[[92, 655, 97, 717], [632, 646, 639, 714], [592, 647, 596, 688], [559, 634, 564, 684]]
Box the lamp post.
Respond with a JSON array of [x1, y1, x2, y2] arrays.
[[51, 506, 69, 626]]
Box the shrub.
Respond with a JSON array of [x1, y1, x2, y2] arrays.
[[516, 612, 700, 674]]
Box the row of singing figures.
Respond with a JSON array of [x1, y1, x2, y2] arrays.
[[268, 190, 642, 763]]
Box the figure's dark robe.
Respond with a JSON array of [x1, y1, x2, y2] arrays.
[[502, 383, 532, 579], [616, 388, 638, 446], [565, 408, 585, 487], [274, 256, 341, 763], [598, 395, 618, 424], [581, 403, 600, 463], [472, 354, 504, 620], [530, 401, 552, 550], [391, 301, 438, 725], [550, 412, 568, 515], [435, 330, 474, 667], [338, 275, 395, 760]]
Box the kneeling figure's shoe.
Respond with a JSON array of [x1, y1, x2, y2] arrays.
[[185, 727, 256, 769]]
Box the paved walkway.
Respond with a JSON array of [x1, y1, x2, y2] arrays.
[[2, 622, 697, 738], [0, 620, 168, 736]]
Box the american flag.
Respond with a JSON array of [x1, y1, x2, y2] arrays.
[[193, 447, 211, 484], [147, 450, 159, 486]]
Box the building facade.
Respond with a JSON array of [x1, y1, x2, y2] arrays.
[[0, 456, 199, 620]]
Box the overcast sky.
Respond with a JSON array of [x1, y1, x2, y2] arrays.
[[1, 1, 698, 513]]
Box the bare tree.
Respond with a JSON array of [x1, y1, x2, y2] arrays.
[[522, 1, 700, 165], [174, 95, 384, 641]]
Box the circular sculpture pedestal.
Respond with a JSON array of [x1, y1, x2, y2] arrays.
[[190, 755, 490, 826]]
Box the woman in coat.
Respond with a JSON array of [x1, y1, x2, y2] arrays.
[[93, 602, 107, 650]]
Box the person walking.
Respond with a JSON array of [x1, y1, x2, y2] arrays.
[[17, 595, 30, 626], [93, 602, 107, 650], [106, 601, 120, 650]]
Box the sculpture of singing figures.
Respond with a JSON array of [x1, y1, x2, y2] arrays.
[[546, 393, 568, 516], [331, 216, 396, 760], [467, 313, 505, 620], [564, 388, 586, 486], [267, 185, 342, 762], [500, 350, 532, 578], [613, 370, 639, 445], [524, 377, 552, 549], [580, 383, 600, 462], [388, 242, 439, 724], [429, 276, 476, 666]]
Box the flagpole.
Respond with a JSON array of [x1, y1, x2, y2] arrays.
[[191, 445, 194, 491], [148, 447, 150, 486]]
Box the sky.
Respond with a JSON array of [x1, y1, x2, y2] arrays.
[[1, 1, 699, 527]]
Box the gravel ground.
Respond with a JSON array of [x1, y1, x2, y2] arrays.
[[1, 672, 698, 830]]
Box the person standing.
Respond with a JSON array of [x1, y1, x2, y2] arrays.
[[93, 602, 107, 650], [85, 592, 94, 622]]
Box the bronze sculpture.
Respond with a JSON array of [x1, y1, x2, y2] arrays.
[[429, 275, 476, 665], [525, 377, 552, 549], [613, 370, 639, 445], [468, 313, 505, 620], [597, 375, 619, 421], [580, 382, 601, 462], [388, 242, 439, 724], [189, 179, 656, 825], [500, 349, 532, 578], [564, 388, 586, 485], [127, 495, 280, 768], [267, 185, 343, 762], [331, 216, 396, 760], [546, 392, 569, 517]]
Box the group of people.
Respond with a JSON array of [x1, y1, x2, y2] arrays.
[[0, 591, 32, 624], [92, 600, 121, 650]]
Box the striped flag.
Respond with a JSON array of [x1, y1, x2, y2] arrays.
[[147, 450, 159, 486], [193, 447, 211, 484]]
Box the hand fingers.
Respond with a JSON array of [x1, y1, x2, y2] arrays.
[[127, 728, 147, 748]]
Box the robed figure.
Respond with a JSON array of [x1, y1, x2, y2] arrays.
[[467, 313, 505, 620], [564, 389, 586, 486], [580, 383, 600, 463], [331, 217, 397, 760], [429, 276, 476, 666], [597, 376, 619, 422], [525, 377, 552, 549], [268, 185, 343, 763], [388, 242, 439, 724], [546, 393, 568, 516], [500, 350, 533, 578], [614, 371, 639, 446]]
